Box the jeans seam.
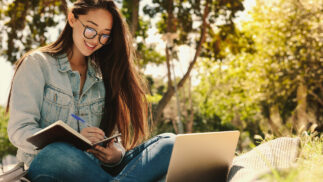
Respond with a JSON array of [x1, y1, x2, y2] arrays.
[[117, 136, 168, 180], [32, 174, 63, 182]]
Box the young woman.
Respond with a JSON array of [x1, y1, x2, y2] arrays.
[[7, 0, 175, 181]]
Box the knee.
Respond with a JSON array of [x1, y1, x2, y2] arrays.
[[158, 133, 176, 138], [157, 133, 176, 154], [42, 141, 72, 152], [28, 142, 84, 177], [36, 142, 77, 162]]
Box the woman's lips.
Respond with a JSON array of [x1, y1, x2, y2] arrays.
[[84, 40, 96, 50]]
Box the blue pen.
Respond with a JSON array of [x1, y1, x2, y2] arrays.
[[71, 114, 108, 139], [71, 114, 90, 127]]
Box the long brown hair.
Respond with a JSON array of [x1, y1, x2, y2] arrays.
[[7, 0, 149, 150]]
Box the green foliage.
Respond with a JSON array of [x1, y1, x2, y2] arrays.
[[247, 0, 323, 107], [136, 43, 166, 67], [245, 0, 323, 134], [193, 0, 322, 137], [0, 106, 17, 160], [192, 112, 235, 132], [194, 54, 263, 137], [120, 0, 166, 68], [144, 0, 245, 46], [1, 0, 69, 64]]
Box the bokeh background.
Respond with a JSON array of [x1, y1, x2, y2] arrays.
[[0, 0, 322, 172]]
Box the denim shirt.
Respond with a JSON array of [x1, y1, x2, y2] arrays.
[[8, 51, 106, 166]]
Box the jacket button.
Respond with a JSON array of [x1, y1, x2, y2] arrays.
[[53, 94, 57, 102]]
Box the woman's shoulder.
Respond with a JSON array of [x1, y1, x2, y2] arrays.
[[16, 50, 59, 76], [25, 50, 57, 65]]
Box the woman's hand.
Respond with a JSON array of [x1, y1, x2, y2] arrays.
[[87, 139, 123, 164], [81, 127, 105, 144]]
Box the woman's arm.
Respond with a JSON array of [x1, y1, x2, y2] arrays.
[[7, 53, 45, 154]]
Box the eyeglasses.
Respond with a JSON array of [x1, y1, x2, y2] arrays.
[[78, 19, 111, 45]]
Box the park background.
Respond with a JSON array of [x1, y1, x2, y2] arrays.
[[0, 0, 322, 180]]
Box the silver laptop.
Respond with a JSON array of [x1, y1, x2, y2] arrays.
[[166, 131, 240, 182]]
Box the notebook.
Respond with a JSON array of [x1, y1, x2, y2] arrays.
[[165, 131, 240, 182], [26, 120, 121, 150]]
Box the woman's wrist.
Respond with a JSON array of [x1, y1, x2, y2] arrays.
[[101, 150, 123, 167], [101, 142, 125, 167]]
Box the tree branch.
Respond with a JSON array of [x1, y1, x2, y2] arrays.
[[153, 0, 210, 122]]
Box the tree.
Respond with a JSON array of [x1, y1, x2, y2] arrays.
[[121, 0, 139, 36], [1, 0, 74, 64], [246, 0, 323, 135], [143, 0, 245, 123], [193, 0, 323, 137]]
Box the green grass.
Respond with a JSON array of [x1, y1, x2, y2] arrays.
[[261, 133, 323, 182]]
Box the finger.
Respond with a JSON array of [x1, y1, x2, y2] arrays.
[[81, 128, 105, 141], [95, 145, 111, 156], [90, 148, 109, 161], [106, 140, 117, 149], [88, 137, 101, 144], [95, 154, 107, 163], [88, 148, 104, 157], [88, 150, 105, 162], [86, 127, 105, 137], [87, 132, 105, 140]]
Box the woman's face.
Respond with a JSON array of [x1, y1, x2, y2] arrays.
[[69, 8, 113, 57]]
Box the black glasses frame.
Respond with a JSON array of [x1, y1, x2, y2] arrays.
[[78, 19, 111, 45]]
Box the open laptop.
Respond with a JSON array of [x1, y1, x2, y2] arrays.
[[165, 131, 240, 182]]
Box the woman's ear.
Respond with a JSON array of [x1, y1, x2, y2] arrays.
[[68, 11, 76, 28]]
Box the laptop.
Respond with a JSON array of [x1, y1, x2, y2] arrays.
[[165, 131, 240, 182]]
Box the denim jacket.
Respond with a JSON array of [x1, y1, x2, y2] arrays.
[[8, 51, 123, 167]]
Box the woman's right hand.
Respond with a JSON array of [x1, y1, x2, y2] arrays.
[[81, 127, 105, 144]]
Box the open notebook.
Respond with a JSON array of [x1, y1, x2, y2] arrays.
[[27, 120, 121, 150]]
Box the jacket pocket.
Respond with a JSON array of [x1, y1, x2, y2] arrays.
[[41, 86, 71, 127], [89, 98, 105, 125]]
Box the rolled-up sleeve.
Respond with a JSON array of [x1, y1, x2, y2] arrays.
[[8, 54, 45, 154]]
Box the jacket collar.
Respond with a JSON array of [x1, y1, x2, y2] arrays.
[[56, 53, 70, 72], [56, 53, 102, 82]]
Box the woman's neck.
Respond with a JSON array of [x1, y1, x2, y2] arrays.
[[68, 45, 87, 67]]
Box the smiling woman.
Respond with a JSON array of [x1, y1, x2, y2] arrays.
[[69, 9, 113, 56], [6, 0, 175, 182]]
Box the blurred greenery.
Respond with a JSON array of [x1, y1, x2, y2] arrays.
[[0, 106, 17, 161], [0, 0, 322, 162]]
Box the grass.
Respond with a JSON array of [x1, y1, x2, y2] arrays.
[[260, 132, 323, 182]]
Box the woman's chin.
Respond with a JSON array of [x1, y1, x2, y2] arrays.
[[80, 48, 94, 57]]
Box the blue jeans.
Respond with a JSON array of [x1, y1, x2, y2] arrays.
[[27, 133, 175, 182]]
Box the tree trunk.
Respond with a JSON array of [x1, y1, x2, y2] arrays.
[[153, 0, 210, 122], [268, 104, 283, 136], [130, 0, 139, 36], [165, 0, 174, 88], [186, 76, 194, 133], [165, 46, 173, 88], [122, 0, 139, 36], [295, 83, 308, 133]]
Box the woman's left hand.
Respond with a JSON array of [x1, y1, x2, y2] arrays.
[[87, 139, 122, 164]]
